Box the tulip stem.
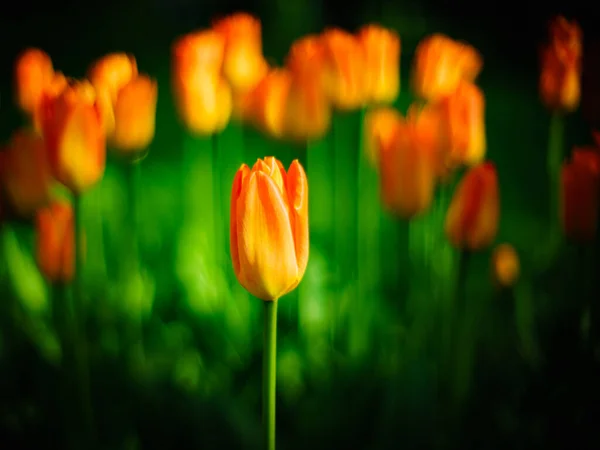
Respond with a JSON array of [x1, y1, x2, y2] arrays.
[[72, 194, 97, 449], [262, 300, 278, 450], [212, 133, 224, 269]]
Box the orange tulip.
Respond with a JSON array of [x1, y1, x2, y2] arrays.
[[248, 68, 292, 139], [379, 115, 436, 218], [363, 107, 402, 167], [438, 80, 486, 167], [539, 17, 582, 112], [230, 157, 309, 301], [321, 28, 368, 110], [445, 162, 499, 251], [1, 129, 54, 216], [110, 75, 158, 152], [560, 150, 600, 242], [212, 13, 268, 92], [14, 48, 54, 115], [356, 24, 401, 105], [172, 30, 232, 135], [40, 80, 106, 194], [491, 243, 520, 289], [32, 72, 69, 133], [284, 36, 331, 141], [411, 34, 482, 102], [36, 201, 77, 283], [572, 147, 600, 176]]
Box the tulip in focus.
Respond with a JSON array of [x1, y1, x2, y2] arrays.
[[321, 28, 368, 110], [379, 115, 436, 219], [172, 30, 233, 135], [491, 243, 520, 289], [14, 48, 54, 115], [560, 149, 600, 242], [1, 129, 54, 216], [356, 24, 401, 105], [248, 68, 292, 139], [284, 36, 331, 141], [212, 13, 268, 93], [411, 34, 482, 102], [363, 107, 402, 167], [40, 80, 106, 194], [230, 157, 309, 301], [36, 201, 78, 283], [445, 162, 499, 251], [539, 17, 582, 112], [439, 80, 486, 167]]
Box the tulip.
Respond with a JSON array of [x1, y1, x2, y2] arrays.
[[356, 24, 401, 105], [212, 13, 268, 93], [411, 34, 482, 102], [172, 30, 232, 135], [321, 28, 368, 110], [491, 243, 520, 289], [363, 107, 402, 167], [1, 128, 54, 216], [379, 115, 436, 219], [445, 162, 499, 251], [560, 152, 600, 242], [110, 75, 158, 152], [40, 80, 106, 194], [248, 68, 292, 139], [14, 48, 54, 115], [36, 201, 77, 283], [32, 72, 69, 133], [572, 147, 600, 176], [439, 80, 486, 167], [283, 36, 331, 141], [230, 157, 309, 301], [539, 17, 582, 112]]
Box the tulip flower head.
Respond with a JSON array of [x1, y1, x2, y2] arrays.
[[445, 162, 499, 251], [363, 107, 402, 167], [14, 48, 54, 115], [230, 157, 309, 301], [491, 243, 520, 289], [1, 128, 54, 216]]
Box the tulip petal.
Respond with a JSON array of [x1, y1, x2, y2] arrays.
[[236, 171, 298, 300], [286, 160, 309, 286], [230, 164, 250, 279]]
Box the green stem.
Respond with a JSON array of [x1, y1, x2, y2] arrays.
[[262, 300, 278, 450], [212, 133, 224, 270], [72, 194, 96, 449]]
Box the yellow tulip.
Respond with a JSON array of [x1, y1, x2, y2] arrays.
[[230, 157, 309, 301]]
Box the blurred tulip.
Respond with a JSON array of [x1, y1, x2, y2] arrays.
[[14, 48, 54, 115], [411, 34, 482, 102], [248, 68, 292, 139], [321, 28, 368, 110], [539, 17, 582, 112], [111, 75, 158, 152], [439, 80, 486, 167], [560, 151, 600, 242], [284, 36, 331, 141], [379, 115, 436, 218], [356, 24, 401, 105], [572, 147, 600, 176], [491, 243, 520, 289], [445, 162, 499, 251], [406, 103, 448, 179], [40, 80, 106, 194], [230, 157, 309, 301], [213, 13, 268, 92], [36, 201, 78, 283], [32, 72, 68, 133], [172, 30, 232, 135], [363, 107, 402, 167], [1, 129, 54, 216]]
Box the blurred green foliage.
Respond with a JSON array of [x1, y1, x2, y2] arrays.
[[1, 1, 599, 449]]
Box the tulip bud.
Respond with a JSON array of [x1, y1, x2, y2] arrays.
[[491, 243, 520, 289], [230, 157, 309, 301], [14, 48, 54, 115], [445, 162, 499, 251], [40, 80, 106, 194], [363, 107, 402, 167], [1, 128, 54, 216]]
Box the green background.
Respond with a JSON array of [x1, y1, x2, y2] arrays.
[[1, 1, 599, 449]]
